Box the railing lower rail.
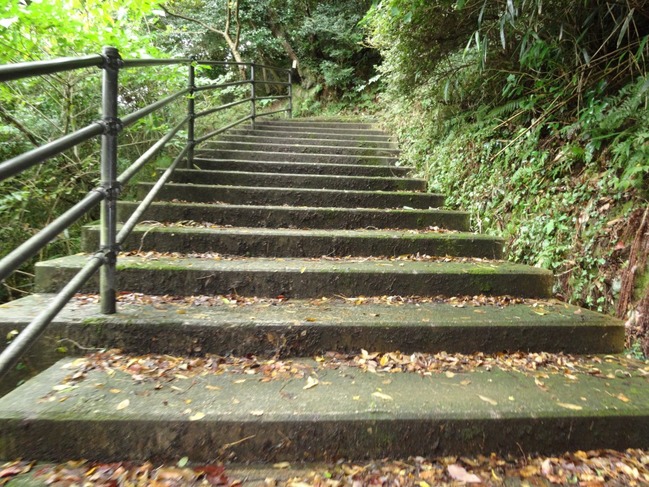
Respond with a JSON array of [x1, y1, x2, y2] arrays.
[[0, 46, 292, 378]]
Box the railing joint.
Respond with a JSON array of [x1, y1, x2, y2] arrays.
[[101, 48, 124, 71], [100, 117, 124, 136], [100, 180, 122, 199]]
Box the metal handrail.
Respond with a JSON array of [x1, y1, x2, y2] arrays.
[[0, 47, 293, 378]]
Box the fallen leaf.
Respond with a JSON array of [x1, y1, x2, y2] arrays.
[[177, 456, 189, 468], [273, 462, 291, 469], [617, 393, 630, 402], [447, 464, 481, 483], [478, 395, 497, 406], [250, 410, 264, 416], [109, 389, 121, 394], [372, 391, 393, 401], [304, 376, 319, 389], [557, 402, 583, 410], [445, 371, 456, 378], [520, 465, 539, 477], [189, 412, 205, 421], [116, 399, 130, 410]]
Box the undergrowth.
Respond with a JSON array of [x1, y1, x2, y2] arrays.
[[367, 0, 649, 355]]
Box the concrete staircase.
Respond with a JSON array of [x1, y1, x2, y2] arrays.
[[0, 118, 646, 463]]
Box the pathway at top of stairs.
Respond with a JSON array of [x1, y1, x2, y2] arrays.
[[0, 117, 642, 465]]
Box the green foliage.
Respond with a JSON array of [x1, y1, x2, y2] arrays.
[[367, 0, 649, 314], [0, 1, 186, 302], [160, 0, 379, 106]]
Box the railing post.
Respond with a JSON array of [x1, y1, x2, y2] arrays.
[[288, 69, 293, 119], [99, 46, 122, 315], [250, 63, 256, 129], [186, 57, 196, 168]]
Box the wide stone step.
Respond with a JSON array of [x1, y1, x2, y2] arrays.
[[217, 134, 397, 150], [168, 169, 425, 192], [193, 158, 411, 178], [229, 128, 394, 143], [1, 353, 644, 462], [196, 149, 397, 166], [138, 183, 444, 210], [82, 225, 503, 259], [254, 122, 387, 136], [117, 202, 471, 231], [203, 141, 399, 158], [255, 120, 388, 135], [0, 295, 624, 362], [256, 119, 377, 130], [35, 255, 553, 298]]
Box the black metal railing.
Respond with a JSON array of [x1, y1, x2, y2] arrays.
[[0, 46, 292, 378]]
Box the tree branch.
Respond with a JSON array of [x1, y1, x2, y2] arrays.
[[161, 4, 225, 36], [0, 105, 42, 147]]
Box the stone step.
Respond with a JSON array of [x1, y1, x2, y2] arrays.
[[168, 169, 425, 192], [255, 119, 387, 135], [82, 225, 503, 259], [256, 119, 378, 130], [0, 295, 624, 361], [203, 140, 399, 158], [35, 255, 553, 298], [254, 121, 387, 136], [193, 158, 411, 178], [117, 202, 471, 231], [1, 353, 644, 462], [217, 133, 397, 150], [138, 183, 444, 210], [196, 149, 398, 166], [229, 128, 394, 143]]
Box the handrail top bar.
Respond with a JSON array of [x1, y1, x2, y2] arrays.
[[0, 54, 103, 82], [0, 50, 291, 83]]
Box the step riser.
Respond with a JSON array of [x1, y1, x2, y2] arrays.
[[117, 202, 471, 231], [217, 134, 398, 149], [82, 228, 503, 259], [229, 128, 394, 143], [204, 141, 399, 158], [36, 265, 553, 299], [169, 170, 425, 192], [4, 417, 646, 463], [196, 149, 397, 166], [139, 184, 444, 210], [256, 121, 377, 130], [254, 124, 387, 136], [193, 159, 411, 178], [1, 318, 621, 359], [1, 359, 642, 462]]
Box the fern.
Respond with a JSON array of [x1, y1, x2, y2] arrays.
[[486, 97, 529, 121]]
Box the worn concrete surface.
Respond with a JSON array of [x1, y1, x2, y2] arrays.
[[139, 183, 445, 210], [168, 169, 425, 192], [196, 149, 397, 165], [217, 133, 398, 149], [204, 141, 400, 158], [1, 356, 648, 462], [82, 224, 503, 258], [35, 255, 554, 298], [194, 157, 410, 177], [0, 294, 624, 361], [116, 202, 470, 231], [229, 127, 395, 143]]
